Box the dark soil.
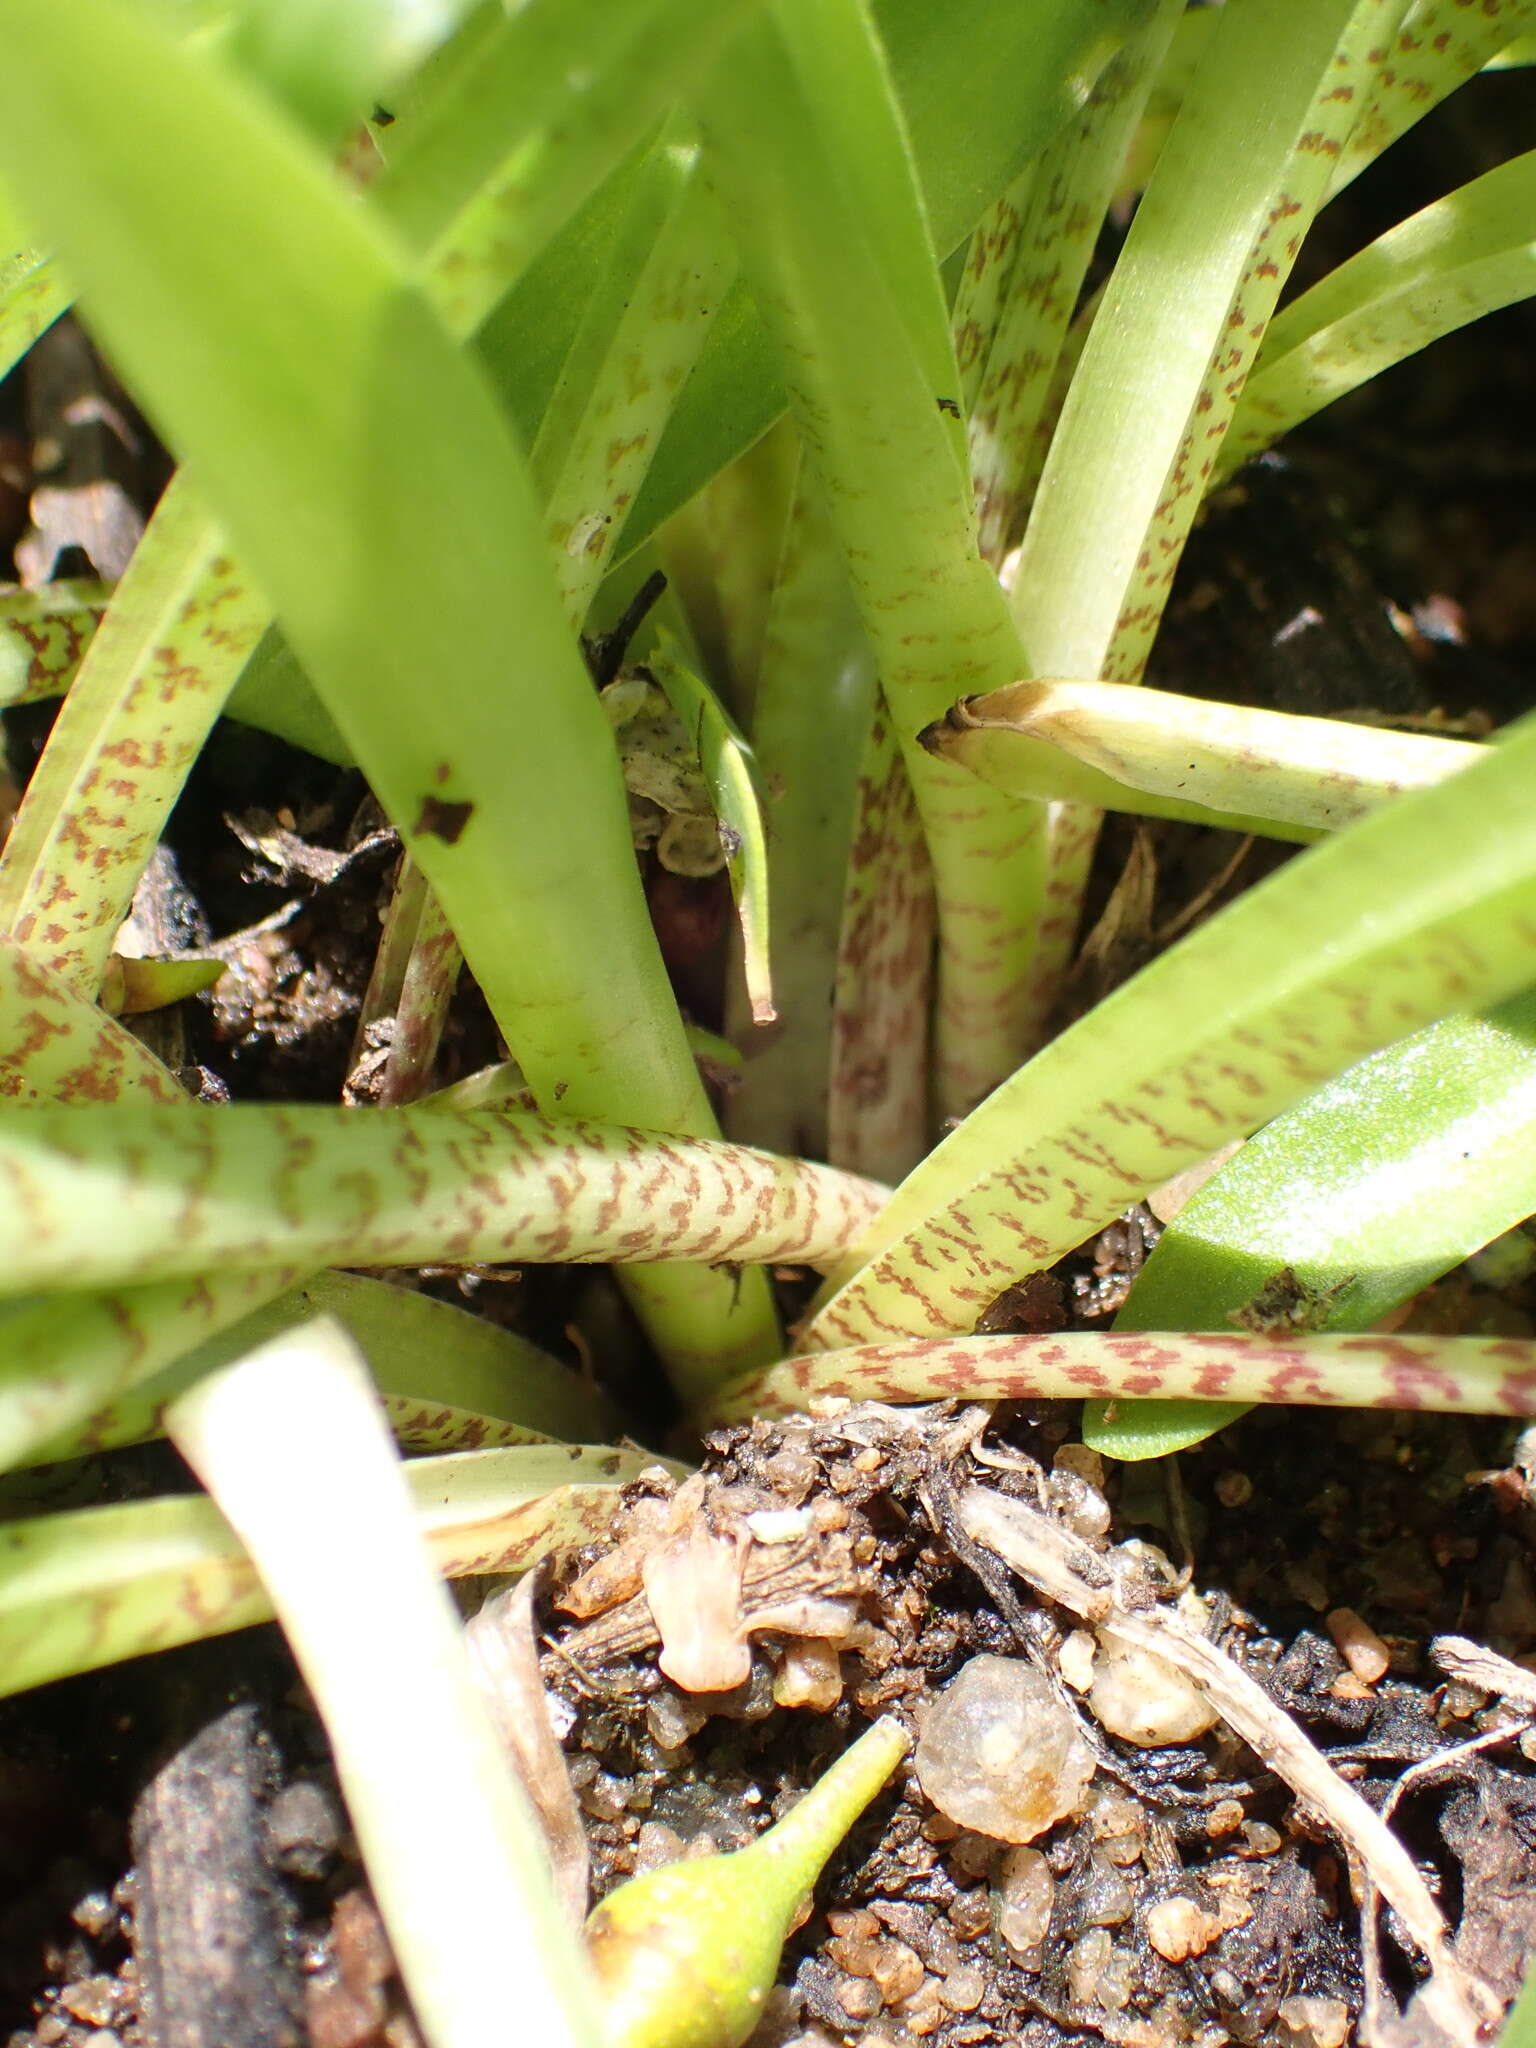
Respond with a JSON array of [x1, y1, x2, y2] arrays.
[[1, 61, 1534, 2048], [541, 1394, 1536, 2048]]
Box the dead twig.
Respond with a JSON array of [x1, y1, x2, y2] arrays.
[[958, 1482, 1498, 2046]]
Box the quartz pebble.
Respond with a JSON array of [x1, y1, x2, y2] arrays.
[[1058, 1628, 1097, 1693], [994, 1844, 1054, 1961], [1088, 1633, 1218, 1746], [915, 1655, 1095, 1843], [939, 1963, 986, 2013], [1326, 1606, 1390, 1685], [1080, 1853, 1134, 1926], [1047, 1466, 1112, 1539], [870, 1940, 924, 2006], [1066, 1928, 1115, 2008], [774, 1637, 844, 1711], [836, 1977, 882, 2023], [1145, 1892, 1248, 1963], [1277, 1994, 1352, 2048], [59, 1980, 119, 2027]]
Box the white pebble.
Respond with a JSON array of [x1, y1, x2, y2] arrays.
[[1277, 1994, 1352, 2047], [1088, 1632, 1218, 1746]]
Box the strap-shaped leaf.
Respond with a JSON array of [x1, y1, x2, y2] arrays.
[[0, 473, 269, 993], [620, 0, 1162, 559], [0, 0, 779, 1387], [0, 935, 183, 1103], [1010, 0, 1376, 687], [802, 712, 1536, 1350], [26, 1269, 621, 1465], [167, 1320, 603, 2048], [1326, 0, 1536, 199], [1087, 985, 1536, 1457], [702, 1328, 1536, 1429], [221, 0, 480, 143], [1224, 149, 1536, 475], [694, 0, 1049, 1118], [928, 678, 1479, 839], [0, 1100, 886, 1296], [0, 1437, 652, 1699]]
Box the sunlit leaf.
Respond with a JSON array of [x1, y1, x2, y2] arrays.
[[621, 0, 1162, 562], [0, 473, 269, 996], [803, 713, 1536, 1351], [0, 1098, 886, 1296], [694, 0, 1047, 1119], [27, 1269, 621, 1464], [1011, 0, 1380, 688], [0, 583, 108, 708], [1327, 0, 1536, 200], [965, 0, 1183, 565], [1087, 985, 1536, 1457], [0, 1435, 653, 1697], [702, 1327, 1536, 1430], [166, 1319, 602, 2048], [0, 934, 183, 1104], [1225, 150, 1536, 476], [0, 0, 777, 1388], [929, 677, 1479, 838], [223, 0, 478, 144]]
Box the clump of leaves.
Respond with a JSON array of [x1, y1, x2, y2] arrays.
[[1, 0, 1535, 2040]]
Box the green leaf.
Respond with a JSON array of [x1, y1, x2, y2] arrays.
[[166, 1318, 603, 2048], [0, 582, 110, 708], [1010, 0, 1376, 687], [718, 457, 879, 1159], [26, 1269, 621, 1465], [826, 707, 933, 1182], [1224, 150, 1536, 476], [0, 934, 183, 1104], [0, 1099, 886, 1297], [1502, 1959, 1536, 2048], [0, 1436, 653, 1697], [0, 472, 269, 996], [225, 624, 354, 762], [1327, 0, 1536, 199], [801, 712, 1536, 1352], [965, 0, 1184, 564], [0, 1271, 315, 1474], [1086, 985, 1536, 1458], [533, 130, 737, 627], [100, 951, 226, 1016], [0, 0, 776, 1387], [618, 0, 1163, 560], [694, 0, 1047, 1119], [223, 0, 478, 143], [0, 169, 70, 383], [700, 1327, 1536, 1431], [377, 0, 755, 337], [929, 678, 1480, 839], [352, 854, 463, 1105]]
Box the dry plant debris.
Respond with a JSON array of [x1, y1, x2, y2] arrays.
[[514, 1400, 1535, 2048]]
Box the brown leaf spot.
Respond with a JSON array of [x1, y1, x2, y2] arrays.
[[412, 796, 474, 845]]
